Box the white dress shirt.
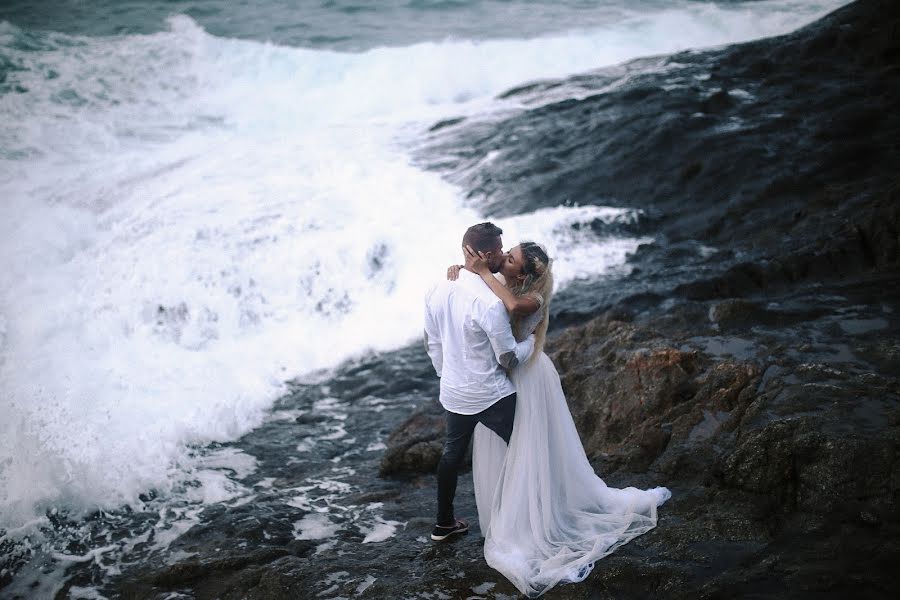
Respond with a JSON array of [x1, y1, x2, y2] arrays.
[[423, 269, 535, 415]]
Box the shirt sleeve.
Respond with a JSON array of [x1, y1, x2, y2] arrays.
[[423, 286, 443, 377], [481, 301, 535, 369]]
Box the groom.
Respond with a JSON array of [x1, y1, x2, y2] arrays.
[[423, 222, 535, 541]]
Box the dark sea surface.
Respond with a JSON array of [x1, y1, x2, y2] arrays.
[[0, 0, 858, 597], [0, 0, 648, 49]]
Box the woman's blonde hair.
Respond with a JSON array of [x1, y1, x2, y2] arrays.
[[509, 242, 553, 358]]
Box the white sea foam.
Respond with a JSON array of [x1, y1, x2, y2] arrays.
[[361, 516, 404, 544], [355, 575, 377, 595], [294, 514, 341, 541], [471, 582, 497, 595], [68, 586, 110, 600], [0, 0, 848, 530], [296, 439, 317, 453]]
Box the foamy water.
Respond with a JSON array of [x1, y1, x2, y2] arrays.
[[0, 0, 847, 533]]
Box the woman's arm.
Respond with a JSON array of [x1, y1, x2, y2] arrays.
[[464, 246, 540, 317]]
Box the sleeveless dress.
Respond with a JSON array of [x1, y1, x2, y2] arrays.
[[472, 299, 671, 598]]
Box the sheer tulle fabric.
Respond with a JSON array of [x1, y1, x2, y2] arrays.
[[473, 353, 671, 598]]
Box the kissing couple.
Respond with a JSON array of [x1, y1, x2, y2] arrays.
[[423, 222, 671, 598]]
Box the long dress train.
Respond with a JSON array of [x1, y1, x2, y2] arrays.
[[473, 350, 671, 598]]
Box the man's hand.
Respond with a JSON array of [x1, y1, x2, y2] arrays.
[[464, 245, 491, 275], [446, 264, 462, 280], [498, 334, 536, 374]]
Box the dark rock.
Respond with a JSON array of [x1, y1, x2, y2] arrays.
[[679, 161, 702, 182], [708, 299, 768, 328], [428, 116, 465, 132], [147, 547, 291, 588], [378, 408, 445, 476], [699, 89, 733, 114], [294, 413, 328, 425]]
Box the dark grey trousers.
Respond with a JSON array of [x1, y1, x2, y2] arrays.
[[435, 392, 516, 526]]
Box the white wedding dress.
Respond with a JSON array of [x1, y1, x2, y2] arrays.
[[472, 307, 671, 598]]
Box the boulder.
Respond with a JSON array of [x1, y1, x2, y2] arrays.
[[378, 409, 445, 476]]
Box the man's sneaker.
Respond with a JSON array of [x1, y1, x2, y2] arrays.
[[430, 518, 469, 541]]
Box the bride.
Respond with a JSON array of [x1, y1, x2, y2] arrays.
[[448, 242, 671, 598]]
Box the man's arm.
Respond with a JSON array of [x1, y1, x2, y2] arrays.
[[423, 288, 443, 377], [482, 301, 535, 370]]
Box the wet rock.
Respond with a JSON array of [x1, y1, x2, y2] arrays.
[[542, 283, 899, 596], [708, 299, 768, 328], [149, 547, 292, 587], [379, 408, 445, 476], [723, 414, 900, 521], [428, 116, 465, 132], [549, 319, 765, 475], [722, 419, 803, 499], [700, 89, 734, 114]]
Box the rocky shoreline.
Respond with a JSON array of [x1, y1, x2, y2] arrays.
[[378, 271, 899, 598], [8, 1, 897, 598], [378, 0, 900, 596]]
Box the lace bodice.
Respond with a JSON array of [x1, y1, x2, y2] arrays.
[[514, 292, 545, 342]]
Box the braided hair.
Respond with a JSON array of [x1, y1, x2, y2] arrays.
[[517, 242, 550, 291], [510, 242, 553, 359]]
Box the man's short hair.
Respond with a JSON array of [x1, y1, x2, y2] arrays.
[[462, 222, 503, 253]]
